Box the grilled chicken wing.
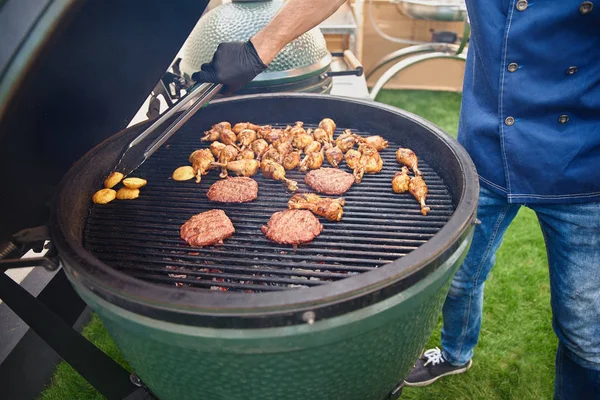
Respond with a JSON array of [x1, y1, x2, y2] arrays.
[[325, 144, 343, 167], [318, 118, 336, 141], [237, 129, 257, 149], [232, 122, 260, 134], [260, 160, 298, 191], [189, 149, 215, 183], [335, 130, 356, 153], [250, 139, 269, 160], [392, 167, 410, 193], [237, 148, 255, 160], [409, 175, 430, 215], [283, 151, 301, 170], [396, 147, 422, 176], [216, 145, 239, 178], [356, 135, 389, 151], [288, 193, 345, 222], [210, 141, 226, 158], [299, 148, 324, 171], [212, 159, 260, 177]]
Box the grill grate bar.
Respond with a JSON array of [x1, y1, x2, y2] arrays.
[[84, 124, 456, 292]]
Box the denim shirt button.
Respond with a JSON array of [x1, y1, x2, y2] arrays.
[[516, 0, 528, 11], [508, 63, 519, 72], [505, 116, 515, 126], [558, 115, 570, 124], [579, 1, 594, 14]]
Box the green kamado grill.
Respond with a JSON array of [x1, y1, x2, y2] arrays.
[[51, 93, 478, 400]]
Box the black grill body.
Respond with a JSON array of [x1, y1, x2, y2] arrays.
[[51, 93, 478, 328]]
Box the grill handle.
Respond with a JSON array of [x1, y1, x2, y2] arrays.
[[327, 50, 364, 77]]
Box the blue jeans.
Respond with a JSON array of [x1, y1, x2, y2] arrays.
[[440, 186, 600, 399]]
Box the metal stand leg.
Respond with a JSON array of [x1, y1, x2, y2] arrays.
[[0, 271, 138, 399]]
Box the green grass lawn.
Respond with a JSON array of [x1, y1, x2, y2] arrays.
[[40, 90, 555, 399]]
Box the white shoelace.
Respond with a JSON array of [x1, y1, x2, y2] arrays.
[[423, 347, 445, 367]]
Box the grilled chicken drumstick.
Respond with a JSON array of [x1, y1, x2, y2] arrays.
[[262, 146, 283, 164], [212, 159, 260, 177], [210, 141, 226, 158], [216, 145, 239, 178], [392, 167, 410, 193], [288, 193, 345, 222], [219, 128, 239, 147], [299, 148, 324, 171], [318, 118, 336, 141], [250, 139, 269, 160], [237, 129, 257, 149], [201, 121, 231, 142], [260, 159, 298, 191], [232, 122, 260, 134], [283, 151, 301, 170], [325, 143, 343, 167], [335, 130, 356, 152], [356, 135, 389, 151], [409, 175, 430, 216], [313, 128, 330, 145], [189, 149, 215, 183], [396, 147, 422, 176], [237, 148, 255, 160]]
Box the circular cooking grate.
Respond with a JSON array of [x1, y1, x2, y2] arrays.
[[83, 123, 455, 292]]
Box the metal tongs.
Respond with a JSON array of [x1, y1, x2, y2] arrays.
[[113, 82, 222, 177]]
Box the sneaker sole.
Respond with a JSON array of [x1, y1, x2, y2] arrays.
[[404, 360, 473, 387]]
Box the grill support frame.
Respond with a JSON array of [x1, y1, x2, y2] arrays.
[[50, 93, 479, 329]]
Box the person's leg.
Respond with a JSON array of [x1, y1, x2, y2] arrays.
[[533, 203, 600, 399], [405, 186, 520, 386], [440, 187, 520, 366]]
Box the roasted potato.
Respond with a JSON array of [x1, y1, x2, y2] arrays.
[[172, 166, 195, 181], [104, 172, 123, 188], [116, 187, 140, 200], [122, 177, 147, 189], [92, 188, 116, 204]]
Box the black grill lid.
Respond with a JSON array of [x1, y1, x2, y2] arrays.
[[0, 0, 210, 241]]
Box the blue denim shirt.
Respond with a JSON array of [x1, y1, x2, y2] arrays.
[[458, 0, 600, 203]]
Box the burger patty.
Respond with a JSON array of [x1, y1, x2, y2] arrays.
[[261, 209, 323, 245], [180, 209, 235, 247], [305, 168, 355, 195], [206, 177, 258, 203]]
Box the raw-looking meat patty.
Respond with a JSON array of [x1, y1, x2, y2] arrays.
[[206, 177, 258, 203], [304, 168, 355, 195], [180, 209, 235, 247], [261, 209, 323, 245]]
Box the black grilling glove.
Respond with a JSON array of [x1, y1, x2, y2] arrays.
[[191, 40, 268, 94]]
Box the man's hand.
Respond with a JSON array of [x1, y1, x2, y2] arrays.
[[191, 40, 268, 94]]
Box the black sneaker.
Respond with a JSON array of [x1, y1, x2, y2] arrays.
[[404, 347, 472, 387]]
